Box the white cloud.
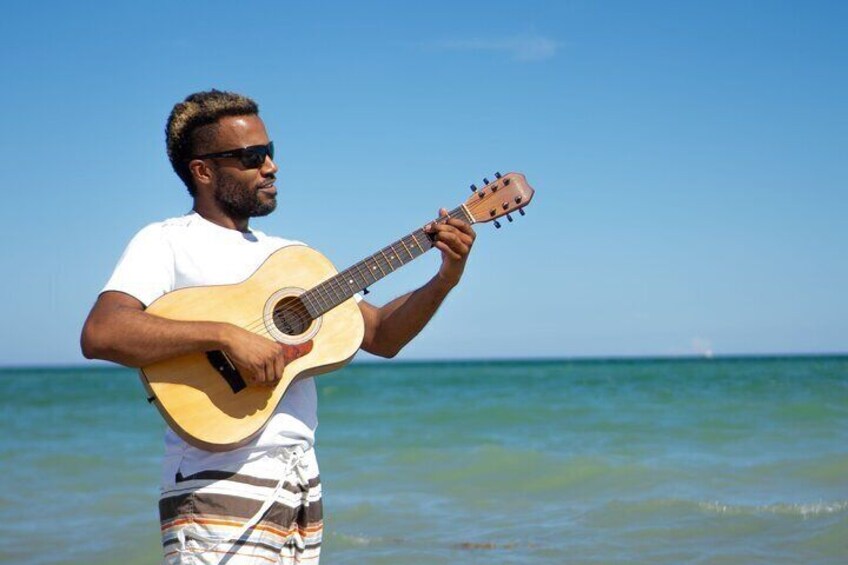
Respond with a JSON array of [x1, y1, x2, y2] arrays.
[[429, 34, 559, 62]]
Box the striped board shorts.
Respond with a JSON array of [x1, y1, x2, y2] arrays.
[[159, 445, 322, 564]]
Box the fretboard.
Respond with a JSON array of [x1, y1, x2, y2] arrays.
[[300, 206, 472, 318]]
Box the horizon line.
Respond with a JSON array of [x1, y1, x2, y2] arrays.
[[1, 351, 846, 371]]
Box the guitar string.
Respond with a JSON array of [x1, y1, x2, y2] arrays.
[[237, 227, 435, 337], [240, 207, 474, 336], [238, 203, 494, 337], [235, 201, 512, 339], [238, 229, 430, 337], [234, 211, 469, 339]]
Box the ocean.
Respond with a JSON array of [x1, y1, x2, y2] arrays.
[[1, 357, 846, 564]]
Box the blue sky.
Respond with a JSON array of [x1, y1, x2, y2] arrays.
[[1, 1, 845, 365]]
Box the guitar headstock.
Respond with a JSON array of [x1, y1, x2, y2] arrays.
[[463, 172, 535, 228]]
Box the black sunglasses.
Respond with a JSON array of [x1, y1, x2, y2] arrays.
[[192, 141, 274, 169]]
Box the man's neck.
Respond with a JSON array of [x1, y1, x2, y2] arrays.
[[192, 203, 250, 232]]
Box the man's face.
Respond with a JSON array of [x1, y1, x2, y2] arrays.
[[206, 114, 279, 219]]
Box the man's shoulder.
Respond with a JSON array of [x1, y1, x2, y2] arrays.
[[131, 213, 194, 236], [250, 227, 307, 248], [155, 213, 208, 233]]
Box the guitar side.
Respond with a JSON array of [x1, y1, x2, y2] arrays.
[[140, 245, 365, 451]]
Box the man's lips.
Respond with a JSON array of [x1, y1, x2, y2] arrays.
[[258, 179, 277, 196]]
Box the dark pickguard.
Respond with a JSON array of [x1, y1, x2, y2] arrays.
[[205, 350, 246, 393]]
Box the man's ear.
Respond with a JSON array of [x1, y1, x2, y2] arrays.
[[189, 159, 214, 189]]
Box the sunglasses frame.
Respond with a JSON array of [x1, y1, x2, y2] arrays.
[[192, 141, 274, 169]]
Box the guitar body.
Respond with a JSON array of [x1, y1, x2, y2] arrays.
[[140, 245, 365, 452]]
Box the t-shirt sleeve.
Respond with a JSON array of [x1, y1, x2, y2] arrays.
[[101, 224, 175, 307]]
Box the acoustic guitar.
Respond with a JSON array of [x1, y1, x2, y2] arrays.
[[141, 172, 535, 451]]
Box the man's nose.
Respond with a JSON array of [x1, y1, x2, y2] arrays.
[[262, 154, 279, 175]]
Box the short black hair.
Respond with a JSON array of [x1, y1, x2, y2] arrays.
[[165, 90, 259, 195]]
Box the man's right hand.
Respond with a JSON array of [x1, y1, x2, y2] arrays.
[[221, 325, 292, 387]]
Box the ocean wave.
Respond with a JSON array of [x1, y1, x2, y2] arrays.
[[334, 533, 375, 546], [698, 499, 848, 518]]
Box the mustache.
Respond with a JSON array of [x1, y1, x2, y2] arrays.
[[258, 176, 276, 188]]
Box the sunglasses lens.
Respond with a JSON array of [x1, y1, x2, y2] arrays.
[[240, 143, 274, 168], [241, 151, 263, 168]]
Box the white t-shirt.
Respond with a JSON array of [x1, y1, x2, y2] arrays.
[[103, 212, 317, 478]]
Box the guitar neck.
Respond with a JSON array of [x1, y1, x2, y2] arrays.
[[300, 205, 473, 318]]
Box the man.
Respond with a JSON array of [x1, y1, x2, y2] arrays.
[[80, 90, 475, 564]]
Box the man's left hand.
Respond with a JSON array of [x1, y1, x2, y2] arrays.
[[425, 208, 476, 288]]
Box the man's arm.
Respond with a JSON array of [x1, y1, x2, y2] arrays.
[[83, 209, 475, 371], [359, 209, 476, 358], [81, 291, 292, 385]]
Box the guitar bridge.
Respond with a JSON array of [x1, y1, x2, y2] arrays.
[[206, 350, 247, 393]]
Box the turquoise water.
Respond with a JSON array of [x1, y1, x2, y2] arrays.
[[1, 357, 846, 564]]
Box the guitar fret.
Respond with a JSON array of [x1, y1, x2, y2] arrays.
[[312, 285, 328, 311], [321, 280, 340, 306], [308, 286, 326, 314], [321, 283, 336, 309], [332, 284, 347, 305], [388, 245, 400, 267], [360, 259, 377, 283], [300, 292, 318, 319], [412, 231, 426, 253], [339, 270, 354, 293], [316, 282, 331, 306], [350, 263, 367, 288], [311, 286, 330, 314], [339, 276, 357, 300], [379, 249, 394, 271], [458, 204, 474, 224], [302, 290, 318, 318], [351, 265, 369, 288], [400, 239, 414, 260], [370, 255, 387, 277], [360, 260, 378, 283], [304, 292, 319, 313], [330, 278, 346, 302]]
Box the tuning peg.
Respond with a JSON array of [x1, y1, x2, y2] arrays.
[[494, 220, 501, 229], [507, 214, 513, 222], [470, 184, 477, 192], [519, 208, 526, 216], [495, 172, 502, 179], [483, 177, 490, 185]]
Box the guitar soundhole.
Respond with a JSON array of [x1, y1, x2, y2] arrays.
[[272, 296, 313, 336]]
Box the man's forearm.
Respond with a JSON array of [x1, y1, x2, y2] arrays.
[[82, 303, 230, 368], [362, 274, 455, 358]]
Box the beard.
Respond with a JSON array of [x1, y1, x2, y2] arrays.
[[213, 172, 277, 219]]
